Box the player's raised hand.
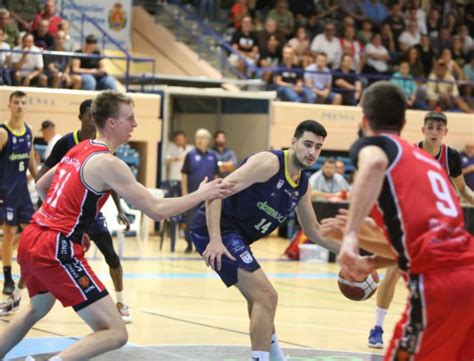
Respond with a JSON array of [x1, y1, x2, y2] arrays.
[[202, 240, 236, 271], [198, 177, 235, 200]]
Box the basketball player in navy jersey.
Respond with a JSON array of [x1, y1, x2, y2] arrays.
[[33, 99, 133, 322], [0, 91, 38, 296], [338, 82, 474, 361], [366, 110, 474, 349], [191, 120, 342, 361], [0, 91, 233, 360]]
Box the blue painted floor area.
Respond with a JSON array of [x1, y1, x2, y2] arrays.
[[5, 337, 76, 359]]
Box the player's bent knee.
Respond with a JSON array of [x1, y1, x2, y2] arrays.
[[105, 254, 121, 269], [113, 326, 128, 348]]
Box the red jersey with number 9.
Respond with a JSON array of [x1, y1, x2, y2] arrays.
[[33, 140, 111, 243], [361, 134, 474, 273]]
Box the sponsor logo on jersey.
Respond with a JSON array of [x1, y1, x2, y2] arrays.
[[276, 179, 284, 189], [12, 137, 17, 144], [240, 251, 253, 264], [61, 156, 81, 172], [195, 155, 201, 161], [9, 152, 29, 161], [256, 201, 288, 223], [78, 276, 90, 288]]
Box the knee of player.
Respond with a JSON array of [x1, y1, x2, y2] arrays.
[[259, 287, 278, 309], [113, 325, 129, 348], [105, 253, 121, 269]]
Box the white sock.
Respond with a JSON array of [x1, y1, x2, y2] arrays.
[[270, 333, 286, 361], [375, 307, 388, 328], [116, 290, 125, 304], [251, 351, 269, 361], [13, 286, 23, 300], [48, 356, 62, 361]]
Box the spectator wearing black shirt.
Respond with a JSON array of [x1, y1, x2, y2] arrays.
[[273, 46, 315, 103], [256, 16, 285, 51], [333, 54, 362, 105], [70, 34, 117, 90], [32, 19, 54, 50], [416, 34, 435, 77], [385, 3, 405, 50], [41, 30, 80, 89], [426, 8, 441, 41], [228, 16, 258, 75], [257, 34, 281, 85]]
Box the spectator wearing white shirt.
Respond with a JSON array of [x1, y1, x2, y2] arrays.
[[305, 52, 342, 105], [166, 130, 194, 182], [364, 33, 390, 83], [40, 120, 61, 160], [310, 22, 340, 68], [398, 20, 420, 53], [11, 32, 44, 86], [309, 158, 350, 199], [0, 28, 11, 85]]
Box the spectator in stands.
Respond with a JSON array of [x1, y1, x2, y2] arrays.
[[0, 8, 19, 47], [40, 120, 61, 159], [310, 22, 340, 69], [406, 0, 426, 35], [305, 14, 323, 41], [385, 3, 405, 49], [440, 47, 464, 80], [445, 13, 457, 36], [181, 128, 218, 253], [32, 0, 62, 37], [459, 25, 473, 56], [335, 159, 346, 176], [460, 142, 474, 191], [398, 20, 420, 53], [335, 25, 363, 71], [258, 34, 282, 84], [273, 46, 315, 103], [42, 30, 81, 89], [256, 17, 285, 54], [71, 34, 117, 91], [406, 46, 424, 79], [433, 27, 452, 55], [11, 33, 44, 87], [58, 20, 75, 51], [314, 0, 340, 23], [230, 0, 249, 30], [211, 130, 238, 178], [380, 23, 396, 56], [426, 59, 471, 113], [391, 60, 427, 109], [363, 0, 388, 25], [417, 34, 435, 77], [289, 0, 315, 28], [333, 54, 362, 106], [267, 0, 294, 39], [309, 158, 350, 199], [357, 20, 373, 46], [451, 36, 467, 70], [463, 52, 474, 98], [6, 0, 40, 32], [229, 15, 258, 76], [287, 26, 311, 68], [426, 8, 441, 41], [32, 19, 53, 50], [364, 33, 391, 83], [0, 28, 11, 85], [340, 0, 366, 24], [305, 52, 342, 105], [166, 130, 193, 184], [337, 16, 355, 36]]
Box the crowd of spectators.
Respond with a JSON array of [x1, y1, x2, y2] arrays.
[[0, 0, 117, 90], [224, 0, 474, 112]]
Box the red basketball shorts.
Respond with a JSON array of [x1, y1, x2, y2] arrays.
[[18, 224, 108, 311], [385, 268, 474, 361]]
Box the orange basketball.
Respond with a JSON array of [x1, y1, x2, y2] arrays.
[[337, 270, 379, 301]]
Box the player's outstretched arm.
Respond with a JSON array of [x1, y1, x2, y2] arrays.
[[295, 183, 340, 253], [340, 146, 388, 280], [451, 174, 474, 205], [36, 164, 58, 201], [203, 152, 279, 270], [91, 155, 234, 221]]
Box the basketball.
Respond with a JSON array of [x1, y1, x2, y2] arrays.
[[337, 270, 379, 301]]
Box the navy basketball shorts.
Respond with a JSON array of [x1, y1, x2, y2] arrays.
[[0, 201, 34, 226], [191, 231, 261, 287], [86, 212, 109, 236]]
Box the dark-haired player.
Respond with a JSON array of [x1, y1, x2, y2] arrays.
[[191, 120, 341, 361], [339, 81, 474, 361]]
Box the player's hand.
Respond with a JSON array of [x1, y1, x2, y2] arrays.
[[336, 209, 382, 239], [339, 232, 372, 280], [202, 240, 236, 271], [117, 211, 131, 232], [198, 177, 235, 200], [82, 233, 91, 253], [320, 217, 344, 240]]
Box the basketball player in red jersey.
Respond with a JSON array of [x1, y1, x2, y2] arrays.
[[366, 110, 474, 349], [0, 91, 234, 361], [339, 81, 474, 361]]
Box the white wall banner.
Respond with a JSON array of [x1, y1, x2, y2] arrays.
[[58, 0, 132, 51]]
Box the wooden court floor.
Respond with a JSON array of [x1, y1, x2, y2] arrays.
[[1, 236, 408, 359]]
